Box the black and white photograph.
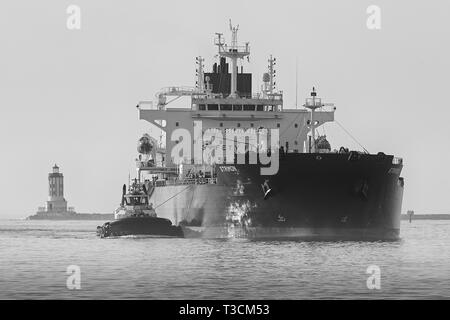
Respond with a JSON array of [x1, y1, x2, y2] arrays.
[[1, 0, 449, 307]]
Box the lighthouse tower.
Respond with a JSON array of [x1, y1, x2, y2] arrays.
[[46, 164, 68, 213]]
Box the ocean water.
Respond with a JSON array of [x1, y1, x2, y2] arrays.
[[0, 219, 449, 299]]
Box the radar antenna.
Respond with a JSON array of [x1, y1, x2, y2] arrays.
[[229, 19, 239, 48]]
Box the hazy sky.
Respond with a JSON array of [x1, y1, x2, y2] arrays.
[[1, 0, 449, 218]]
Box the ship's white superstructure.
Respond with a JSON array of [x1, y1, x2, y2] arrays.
[[137, 22, 336, 170]]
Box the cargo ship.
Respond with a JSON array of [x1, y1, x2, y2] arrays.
[[133, 21, 404, 240]]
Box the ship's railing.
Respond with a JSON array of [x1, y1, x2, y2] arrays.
[[265, 93, 284, 100], [159, 86, 202, 95], [219, 45, 250, 54], [304, 98, 322, 108], [137, 101, 158, 110], [191, 93, 223, 100], [192, 92, 283, 101], [137, 164, 179, 175], [392, 157, 403, 165], [156, 178, 217, 187]]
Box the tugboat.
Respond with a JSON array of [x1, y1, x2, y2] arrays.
[[97, 179, 183, 238]]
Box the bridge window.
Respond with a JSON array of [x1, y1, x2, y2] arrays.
[[220, 122, 223, 127], [277, 123, 280, 128], [295, 123, 298, 128], [244, 104, 255, 111], [199, 104, 206, 110], [256, 105, 264, 111], [220, 104, 232, 111], [250, 123, 254, 127], [175, 122, 179, 127], [233, 104, 242, 111], [237, 123, 241, 127], [208, 104, 219, 110]]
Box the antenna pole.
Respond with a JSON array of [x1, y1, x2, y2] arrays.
[[196, 56, 205, 91], [311, 87, 316, 153], [268, 55, 276, 94], [295, 58, 298, 109]]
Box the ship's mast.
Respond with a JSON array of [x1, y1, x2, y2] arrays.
[[304, 87, 321, 153], [268, 55, 276, 94], [195, 56, 205, 92], [303, 87, 336, 153], [215, 20, 250, 98]]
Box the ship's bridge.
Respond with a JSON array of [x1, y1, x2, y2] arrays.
[[137, 22, 336, 167], [191, 93, 283, 112]]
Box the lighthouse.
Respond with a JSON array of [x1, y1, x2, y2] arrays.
[[29, 164, 113, 220], [45, 164, 68, 213]]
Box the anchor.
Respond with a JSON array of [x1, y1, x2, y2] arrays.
[[261, 179, 272, 199]]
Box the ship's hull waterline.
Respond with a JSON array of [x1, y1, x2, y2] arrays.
[[149, 153, 404, 241]]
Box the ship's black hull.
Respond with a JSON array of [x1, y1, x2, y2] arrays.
[[97, 216, 184, 238], [150, 153, 404, 240]]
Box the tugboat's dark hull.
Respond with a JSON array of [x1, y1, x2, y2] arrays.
[[97, 217, 184, 238], [150, 153, 404, 240]]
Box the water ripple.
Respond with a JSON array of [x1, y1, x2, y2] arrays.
[[0, 220, 449, 299]]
